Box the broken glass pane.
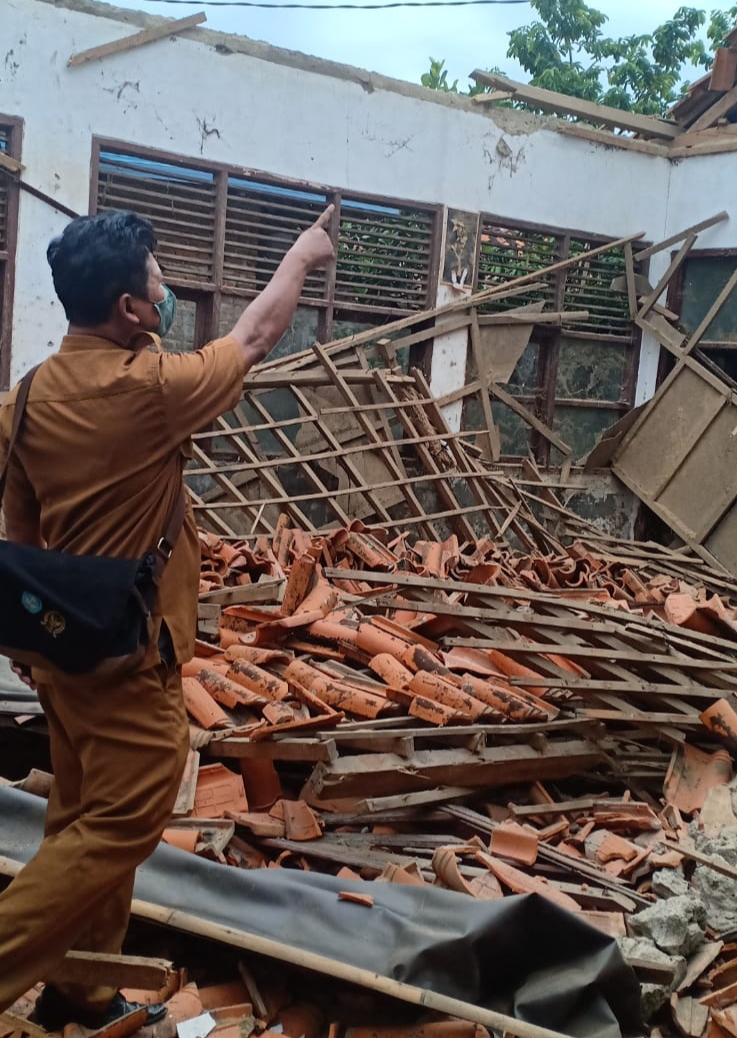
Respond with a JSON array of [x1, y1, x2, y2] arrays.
[[492, 400, 532, 457], [551, 406, 622, 462], [555, 337, 627, 401], [681, 256, 737, 343], [507, 342, 540, 396]]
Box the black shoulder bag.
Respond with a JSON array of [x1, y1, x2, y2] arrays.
[[0, 366, 186, 676]]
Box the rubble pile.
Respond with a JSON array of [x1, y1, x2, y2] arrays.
[[7, 214, 737, 1038], [7, 512, 737, 1037], [40, 518, 737, 1035]]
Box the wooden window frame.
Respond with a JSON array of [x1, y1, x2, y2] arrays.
[[473, 211, 644, 464], [0, 115, 23, 389], [663, 248, 737, 392], [89, 137, 442, 348]]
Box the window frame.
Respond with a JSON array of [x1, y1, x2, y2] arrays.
[[0, 114, 23, 390], [89, 137, 443, 349], [472, 211, 645, 464]]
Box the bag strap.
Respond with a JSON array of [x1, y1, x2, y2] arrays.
[[0, 364, 40, 506], [1, 365, 187, 577], [151, 485, 187, 579]]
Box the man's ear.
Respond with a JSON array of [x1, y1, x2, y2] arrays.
[[117, 293, 142, 326]]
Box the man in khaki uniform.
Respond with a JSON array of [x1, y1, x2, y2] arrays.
[[0, 205, 335, 1027]]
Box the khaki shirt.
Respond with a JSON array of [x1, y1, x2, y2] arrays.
[[0, 331, 246, 667]]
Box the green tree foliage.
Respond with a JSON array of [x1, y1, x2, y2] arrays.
[[423, 2, 737, 115], [420, 57, 459, 92], [710, 5, 737, 45]]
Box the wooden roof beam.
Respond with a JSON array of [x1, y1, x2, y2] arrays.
[[687, 83, 737, 134], [67, 11, 206, 68], [470, 71, 683, 140]]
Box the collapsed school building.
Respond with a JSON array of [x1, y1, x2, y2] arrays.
[[6, 4, 737, 1038]]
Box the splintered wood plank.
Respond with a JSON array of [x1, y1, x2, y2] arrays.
[[200, 579, 285, 606], [357, 786, 474, 813], [374, 313, 472, 356], [663, 840, 737, 881], [635, 313, 687, 358], [172, 748, 200, 817], [68, 12, 206, 67], [261, 836, 423, 873], [477, 309, 588, 326]]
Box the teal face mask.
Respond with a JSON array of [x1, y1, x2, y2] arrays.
[[153, 285, 177, 338]]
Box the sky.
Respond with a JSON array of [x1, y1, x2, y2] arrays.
[[104, 0, 713, 88]]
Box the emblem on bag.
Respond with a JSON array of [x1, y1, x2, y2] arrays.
[[41, 611, 66, 637], [21, 591, 43, 615]]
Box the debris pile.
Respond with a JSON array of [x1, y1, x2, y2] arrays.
[[154, 516, 737, 1034], [6, 214, 737, 1038]]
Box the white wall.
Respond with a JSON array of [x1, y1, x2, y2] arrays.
[[664, 155, 734, 247], [0, 0, 733, 395], [1, 0, 676, 385]]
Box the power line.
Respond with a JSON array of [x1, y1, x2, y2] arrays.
[[124, 0, 530, 7]]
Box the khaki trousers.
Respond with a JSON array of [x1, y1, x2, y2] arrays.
[[0, 660, 189, 1014]]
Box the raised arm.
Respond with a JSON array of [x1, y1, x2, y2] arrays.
[[229, 205, 336, 372]]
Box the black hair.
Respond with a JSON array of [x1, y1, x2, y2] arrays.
[[47, 210, 157, 325]]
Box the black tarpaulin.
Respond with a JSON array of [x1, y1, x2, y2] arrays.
[[0, 786, 641, 1038]]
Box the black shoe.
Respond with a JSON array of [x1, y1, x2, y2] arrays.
[[32, 985, 168, 1032]]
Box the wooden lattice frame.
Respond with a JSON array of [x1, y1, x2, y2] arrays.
[[188, 231, 646, 546]]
